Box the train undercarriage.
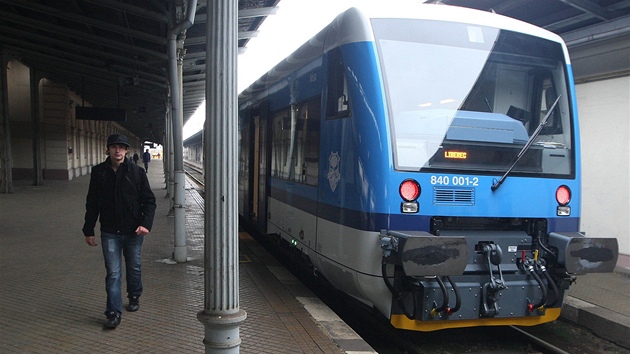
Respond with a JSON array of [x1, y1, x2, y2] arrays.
[[380, 217, 618, 330]]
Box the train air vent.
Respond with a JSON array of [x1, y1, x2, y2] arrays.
[[433, 187, 475, 206]]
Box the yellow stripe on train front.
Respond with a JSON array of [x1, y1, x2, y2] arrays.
[[390, 308, 561, 332]]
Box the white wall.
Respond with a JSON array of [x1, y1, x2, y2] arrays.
[[577, 76, 630, 262]]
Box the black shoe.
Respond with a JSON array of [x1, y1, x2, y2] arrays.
[[126, 296, 139, 312], [105, 311, 121, 329]]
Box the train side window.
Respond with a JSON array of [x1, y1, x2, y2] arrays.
[[271, 107, 292, 179], [296, 95, 321, 186], [270, 96, 321, 185], [326, 48, 350, 119]]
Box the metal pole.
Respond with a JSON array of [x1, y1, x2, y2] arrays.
[[172, 35, 188, 263], [168, 0, 197, 263], [167, 105, 174, 201], [197, 0, 246, 352], [164, 105, 172, 195]]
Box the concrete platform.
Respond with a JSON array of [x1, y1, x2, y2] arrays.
[[563, 270, 630, 349], [0, 160, 374, 353]]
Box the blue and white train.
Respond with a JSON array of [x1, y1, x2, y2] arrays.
[[238, 4, 618, 331]]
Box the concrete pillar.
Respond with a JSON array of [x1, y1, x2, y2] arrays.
[[197, 0, 246, 352], [30, 69, 42, 185], [0, 51, 14, 193]]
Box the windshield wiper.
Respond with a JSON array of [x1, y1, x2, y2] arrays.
[[491, 95, 561, 191]]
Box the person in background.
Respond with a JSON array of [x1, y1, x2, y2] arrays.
[[132, 152, 139, 165], [83, 134, 156, 329], [142, 149, 151, 172]]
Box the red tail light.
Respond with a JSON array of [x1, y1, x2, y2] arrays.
[[556, 185, 571, 206], [400, 179, 420, 201]]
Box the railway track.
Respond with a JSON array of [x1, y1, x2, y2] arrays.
[[182, 168, 588, 354], [183, 161, 204, 189]]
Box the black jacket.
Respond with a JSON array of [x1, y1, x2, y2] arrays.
[[82, 157, 156, 236]]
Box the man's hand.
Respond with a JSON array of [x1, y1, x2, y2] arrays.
[[85, 236, 98, 246], [135, 226, 150, 236]]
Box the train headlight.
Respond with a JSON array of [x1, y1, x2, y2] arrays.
[[400, 179, 420, 213], [556, 185, 571, 216], [401, 202, 418, 213], [557, 206, 571, 216]]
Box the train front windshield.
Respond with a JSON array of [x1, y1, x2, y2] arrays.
[[373, 19, 574, 177]]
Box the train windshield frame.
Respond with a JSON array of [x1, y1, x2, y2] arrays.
[[373, 18, 574, 178]]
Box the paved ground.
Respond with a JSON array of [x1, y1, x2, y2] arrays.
[[0, 161, 372, 353]]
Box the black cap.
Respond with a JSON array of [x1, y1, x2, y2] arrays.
[[107, 134, 129, 147]]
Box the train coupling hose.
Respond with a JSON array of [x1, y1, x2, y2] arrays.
[[522, 258, 548, 311], [379, 230, 399, 259]]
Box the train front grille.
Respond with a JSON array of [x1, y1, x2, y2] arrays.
[[433, 187, 475, 206]]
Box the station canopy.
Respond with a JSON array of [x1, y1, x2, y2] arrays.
[[0, 0, 280, 143], [0, 0, 628, 143]]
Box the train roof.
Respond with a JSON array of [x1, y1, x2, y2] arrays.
[[239, 3, 570, 104], [340, 4, 565, 44]]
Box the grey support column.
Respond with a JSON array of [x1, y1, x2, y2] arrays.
[[172, 35, 187, 262], [197, 0, 246, 352], [164, 106, 172, 196], [168, 0, 197, 263]]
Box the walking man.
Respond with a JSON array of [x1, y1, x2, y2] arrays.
[[142, 149, 151, 172], [83, 134, 156, 329]]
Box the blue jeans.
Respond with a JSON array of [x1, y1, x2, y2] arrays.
[[101, 232, 144, 314]]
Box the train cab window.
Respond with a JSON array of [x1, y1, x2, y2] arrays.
[[326, 48, 350, 119], [375, 20, 574, 176], [536, 78, 563, 136]]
